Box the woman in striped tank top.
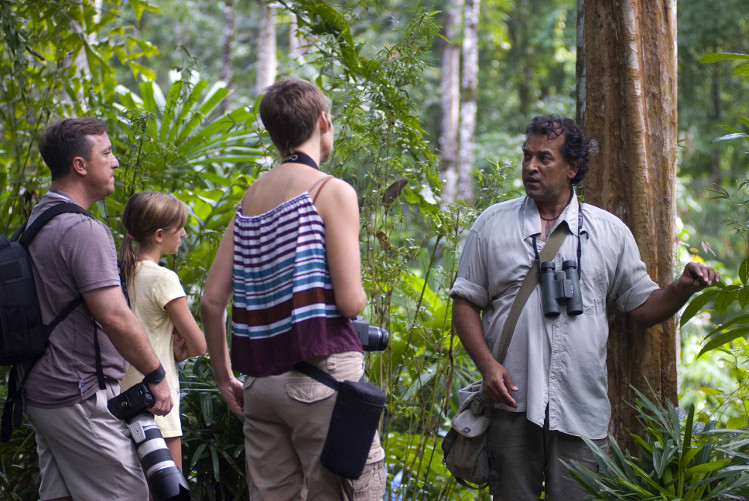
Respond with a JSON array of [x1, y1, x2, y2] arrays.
[[201, 77, 385, 500]]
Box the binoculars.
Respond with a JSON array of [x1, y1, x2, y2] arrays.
[[539, 259, 583, 318]]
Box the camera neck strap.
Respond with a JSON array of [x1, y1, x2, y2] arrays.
[[491, 225, 569, 363]]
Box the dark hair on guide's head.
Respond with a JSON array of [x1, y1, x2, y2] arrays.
[[259, 77, 330, 158], [525, 115, 594, 185], [38, 117, 108, 180], [119, 192, 188, 289]]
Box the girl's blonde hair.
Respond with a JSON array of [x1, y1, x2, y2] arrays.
[[119, 192, 188, 287]]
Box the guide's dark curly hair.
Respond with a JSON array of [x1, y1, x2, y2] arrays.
[[525, 115, 593, 185]]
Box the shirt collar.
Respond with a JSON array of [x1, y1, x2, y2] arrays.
[[521, 188, 580, 240]]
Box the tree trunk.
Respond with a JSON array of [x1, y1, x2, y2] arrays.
[[256, 0, 277, 95], [289, 13, 307, 58], [711, 64, 722, 185], [577, 0, 678, 449], [65, 0, 103, 108], [220, 0, 235, 113], [440, 0, 463, 204], [457, 0, 480, 202]]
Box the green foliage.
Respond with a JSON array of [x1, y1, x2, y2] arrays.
[[181, 357, 247, 501], [566, 388, 749, 500], [0, 423, 38, 500], [680, 52, 749, 430], [0, 0, 161, 230]]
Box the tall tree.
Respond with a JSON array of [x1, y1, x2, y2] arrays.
[[220, 0, 235, 113], [256, 0, 277, 94], [577, 0, 678, 448], [457, 0, 480, 203], [440, 0, 463, 204]]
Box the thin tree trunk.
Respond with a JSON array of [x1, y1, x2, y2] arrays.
[[577, 0, 678, 449], [220, 0, 235, 113], [440, 0, 463, 205], [256, 0, 277, 95], [65, 0, 102, 108], [289, 13, 307, 58], [457, 0, 479, 202], [711, 64, 722, 185]]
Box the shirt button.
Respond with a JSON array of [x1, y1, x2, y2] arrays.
[[551, 374, 556, 379], [555, 322, 561, 327]]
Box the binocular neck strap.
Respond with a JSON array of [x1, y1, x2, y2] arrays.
[[531, 202, 583, 279]]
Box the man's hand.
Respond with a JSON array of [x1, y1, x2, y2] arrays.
[[482, 359, 519, 407], [679, 261, 720, 293], [147, 379, 173, 416], [218, 377, 245, 418]]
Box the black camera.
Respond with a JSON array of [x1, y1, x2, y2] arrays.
[[539, 259, 583, 318], [108, 383, 190, 501], [351, 316, 389, 351]]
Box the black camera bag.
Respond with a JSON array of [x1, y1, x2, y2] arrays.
[[294, 361, 386, 479]]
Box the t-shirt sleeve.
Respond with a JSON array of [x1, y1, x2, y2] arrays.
[[610, 224, 659, 312], [62, 218, 121, 293], [449, 228, 490, 308], [153, 268, 186, 310]]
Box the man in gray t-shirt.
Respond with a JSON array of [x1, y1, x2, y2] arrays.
[[450, 115, 719, 501], [23, 118, 172, 501]]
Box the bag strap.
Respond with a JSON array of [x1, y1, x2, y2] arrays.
[[15, 202, 93, 338], [16, 202, 90, 246], [293, 361, 341, 390], [491, 224, 569, 363]]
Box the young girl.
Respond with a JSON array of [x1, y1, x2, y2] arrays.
[[119, 191, 207, 471]]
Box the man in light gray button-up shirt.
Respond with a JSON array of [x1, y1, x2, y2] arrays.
[[450, 115, 719, 500]]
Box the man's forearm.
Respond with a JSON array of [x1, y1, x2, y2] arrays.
[[452, 297, 495, 375], [83, 286, 161, 374], [629, 282, 692, 328]]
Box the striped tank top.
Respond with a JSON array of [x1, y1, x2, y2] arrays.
[[230, 189, 360, 377]]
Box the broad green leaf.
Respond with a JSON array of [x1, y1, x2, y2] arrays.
[[685, 458, 731, 475], [680, 288, 719, 327], [698, 326, 749, 358], [701, 52, 749, 63], [735, 63, 749, 78], [713, 132, 749, 142], [129, 0, 161, 22]]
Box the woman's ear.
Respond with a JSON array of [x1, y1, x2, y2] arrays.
[[153, 228, 164, 243], [319, 111, 332, 133]]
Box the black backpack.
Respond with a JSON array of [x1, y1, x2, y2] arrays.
[[0, 202, 92, 441]]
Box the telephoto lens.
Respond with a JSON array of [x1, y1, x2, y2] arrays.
[[562, 260, 583, 316], [108, 383, 190, 501], [539, 261, 561, 317], [351, 317, 389, 351], [128, 414, 190, 501]]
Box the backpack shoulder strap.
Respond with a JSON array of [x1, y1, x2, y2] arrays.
[[17, 203, 91, 247]]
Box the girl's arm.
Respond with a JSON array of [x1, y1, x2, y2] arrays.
[[201, 218, 244, 417], [165, 296, 207, 360]]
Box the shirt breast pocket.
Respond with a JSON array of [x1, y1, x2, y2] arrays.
[[581, 268, 608, 315]]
